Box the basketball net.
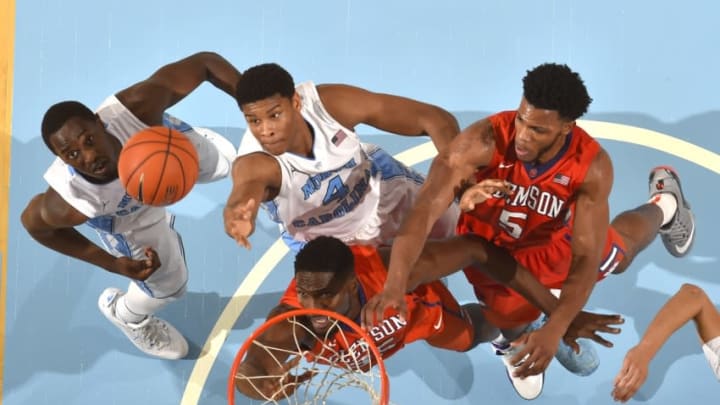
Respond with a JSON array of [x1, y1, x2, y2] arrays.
[[228, 308, 390, 405]]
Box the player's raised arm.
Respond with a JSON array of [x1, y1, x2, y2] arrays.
[[361, 119, 495, 328], [116, 52, 242, 126], [224, 152, 282, 249], [317, 84, 459, 152], [235, 305, 315, 400]]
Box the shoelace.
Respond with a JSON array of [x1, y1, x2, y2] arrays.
[[666, 218, 692, 243], [130, 317, 170, 349]]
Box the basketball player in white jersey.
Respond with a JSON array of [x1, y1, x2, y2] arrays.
[[224, 63, 461, 252], [21, 52, 241, 360]]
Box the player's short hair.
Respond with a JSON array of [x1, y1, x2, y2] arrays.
[[294, 236, 354, 278], [235, 63, 295, 108], [40, 100, 96, 152], [522, 63, 593, 121]]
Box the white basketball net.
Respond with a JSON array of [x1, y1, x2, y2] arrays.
[[234, 314, 390, 404]]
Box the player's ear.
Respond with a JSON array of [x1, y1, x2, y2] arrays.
[[292, 92, 302, 111], [562, 119, 575, 134], [348, 276, 359, 294]]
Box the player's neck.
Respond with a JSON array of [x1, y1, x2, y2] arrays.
[[289, 119, 315, 158]]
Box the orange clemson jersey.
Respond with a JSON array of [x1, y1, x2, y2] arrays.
[[281, 245, 472, 369], [460, 110, 601, 251]]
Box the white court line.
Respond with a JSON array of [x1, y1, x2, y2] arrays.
[[180, 120, 719, 404]]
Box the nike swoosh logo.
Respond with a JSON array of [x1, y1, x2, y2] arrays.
[[499, 162, 515, 169], [433, 312, 443, 330]]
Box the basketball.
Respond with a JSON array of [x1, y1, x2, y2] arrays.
[[118, 126, 199, 206]]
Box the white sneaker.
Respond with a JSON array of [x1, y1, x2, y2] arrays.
[[98, 288, 189, 360], [493, 342, 544, 400]]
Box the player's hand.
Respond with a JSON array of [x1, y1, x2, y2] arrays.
[[112, 247, 161, 281], [509, 324, 563, 378], [459, 179, 513, 211], [564, 311, 624, 352], [224, 198, 256, 249], [361, 286, 407, 330], [235, 355, 316, 400], [612, 346, 650, 402]]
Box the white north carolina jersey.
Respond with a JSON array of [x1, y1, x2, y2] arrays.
[[238, 81, 458, 246], [44, 95, 234, 235]]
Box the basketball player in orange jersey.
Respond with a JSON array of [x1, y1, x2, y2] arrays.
[[237, 234, 614, 400], [363, 63, 695, 399], [20, 52, 241, 360]]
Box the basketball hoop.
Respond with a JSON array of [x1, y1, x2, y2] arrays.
[[228, 308, 390, 405]]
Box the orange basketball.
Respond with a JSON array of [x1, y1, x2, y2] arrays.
[[118, 126, 199, 206]]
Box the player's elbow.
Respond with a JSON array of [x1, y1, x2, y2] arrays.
[[20, 195, 46, 235], [679, 283, 711, 308]]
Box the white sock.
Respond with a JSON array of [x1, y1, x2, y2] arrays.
[[649, 193, 678, 227], [115, 295, 147, 324], [492, 334, 510, 348], [115, 282, 182, 324]]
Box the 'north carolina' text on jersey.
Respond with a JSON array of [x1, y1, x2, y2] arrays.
[[237, 81, 436, 246]]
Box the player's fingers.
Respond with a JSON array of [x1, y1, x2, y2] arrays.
[[512, 358, 534, 378], [397, 300, 408, 323], [242, 198, 256, 213], [509, 343, 531, 367], [589, 333, 614, 348], [293, 370, 316, 384], [564, 337, 581, 354], [282, 355, 303, 372]]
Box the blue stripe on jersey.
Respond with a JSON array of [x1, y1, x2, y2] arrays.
[[96, 230, 132, 257], [162, 114, 193, 133], [281, 231, 307, 253], [87, 215, 114, 233], [368, 148, 424, 184], [133, 280, 155, 298], [261, 200, 283, 224]]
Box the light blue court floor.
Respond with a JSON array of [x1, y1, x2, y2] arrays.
[[5, 1, 720, 404]]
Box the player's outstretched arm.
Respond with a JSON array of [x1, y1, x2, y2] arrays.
[[545, 150, 614, 338], [612, 283, 720, 402], [20, 188, 161, 280], [316, 84, 459, 152], [116, 52, 242, 126], [403, 234, 622, 352], [235, 305, 315, 401], [361, 121, 496, 329], [224, 153, 282, 250]]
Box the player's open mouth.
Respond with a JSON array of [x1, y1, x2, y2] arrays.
[[515, 145, 530, 158], [92, 160, 108, 174], [310, 316, 331, 330]]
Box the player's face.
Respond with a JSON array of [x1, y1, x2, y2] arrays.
[[513, 97, 574, 164], [48, 116, 121, 183], [296, 271, 357, 334], [241, 93, 303, 156]]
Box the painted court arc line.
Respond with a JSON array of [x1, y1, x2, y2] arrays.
[[0, 1, 15, 404], [180, 120, 720, 404]]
